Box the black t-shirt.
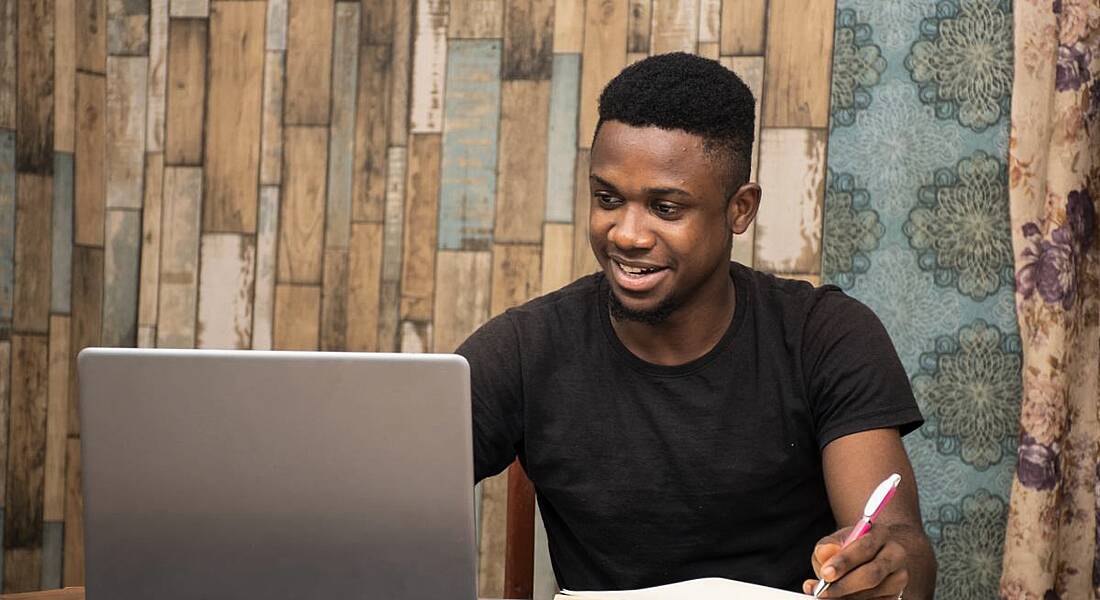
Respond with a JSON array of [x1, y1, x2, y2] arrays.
[[457, 262, 922, 592]]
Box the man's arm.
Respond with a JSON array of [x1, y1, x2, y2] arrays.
[[801, 428, 937, 599]]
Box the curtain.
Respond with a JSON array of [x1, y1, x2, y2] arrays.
[[1000, 1, 1100, 599]]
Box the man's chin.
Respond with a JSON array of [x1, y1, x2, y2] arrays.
[[607, 289, 679, 325]]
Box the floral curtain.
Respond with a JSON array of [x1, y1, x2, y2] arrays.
[[1000, 1, 1100, 599]]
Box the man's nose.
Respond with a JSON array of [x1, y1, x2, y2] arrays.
[[608, 204, 655, 250]]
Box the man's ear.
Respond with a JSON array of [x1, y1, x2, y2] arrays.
[[727, 183, 761, 235]]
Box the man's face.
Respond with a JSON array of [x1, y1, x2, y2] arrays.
[[588, 121, 753, 322]]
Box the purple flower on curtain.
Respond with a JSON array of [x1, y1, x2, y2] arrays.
[[1017, 433, 1060, 490], [1056, 43, 1092, 91], [1017, 223, 1079, 308], [1067, 189, 1096, 251]]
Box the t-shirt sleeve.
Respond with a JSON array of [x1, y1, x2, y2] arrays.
[[456, 312, 525, 483], [801, 289, 923, 450]]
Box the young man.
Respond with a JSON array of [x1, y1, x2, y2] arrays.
[[459, 53, 936, 599]]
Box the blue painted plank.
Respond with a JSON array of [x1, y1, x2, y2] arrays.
[[40, 520, 62, 589], [0, 130, 13, 326], [438, 40, 502, 251], [52, 154, 73, 314], [102, 209, 141, 347], [544, 53, 580, 223]]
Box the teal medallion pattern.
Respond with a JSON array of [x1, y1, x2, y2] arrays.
[[824, 2, 1016, 597], [905, 0, 1014, 132], [904, 151, 1015, 301]]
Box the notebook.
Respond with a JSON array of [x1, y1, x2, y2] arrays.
[[556, 577, 811, 599]]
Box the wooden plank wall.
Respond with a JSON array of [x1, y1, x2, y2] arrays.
[[0, 0, 836, 595]]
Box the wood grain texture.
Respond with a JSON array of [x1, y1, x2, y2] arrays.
[[409, 0, 447, 133], [399, 134, 440, 322], [399, 319, 431, 353], [43, 316, 67, 523], [102, 208, 140, 347], [204, 1, 265, 233], [68, 246, 102, 437], [578, 0, 627, 148], [50, 154, 72, 314], [3, 548, 40, 593], [169, 0, 208, 18], [320, 248, 348, 351], [491, 243, 541, 316], [351, 43, 390, 223], [107, 0, 150, 55], [265, 0, 287, 50], [325, 2, 360, 249], [345, 222, 383, 351], [449, 0, 502, 38], [61, 438, 81, 586], [571, 149, 598, 278], [74, 72, 105, 246], [651, 0, 698, 54], [360, 0, 393, 44], [272, 284, 320, 350], [155, 167, 202, 349], [0, 0, 16, 130], [163, 18, 206, 166], [386, 0, 411, 146], [0, 341, 8, 507], [76, 0, 106, 74], [697, 40, 718, 59], [278, 126, 327, 284], [698, 0, 719, 43], [12, 175, 51, 335], [0, 132, 11, 331], [503, 0, 553, 81], [105, 56, 147, 210], [196, 233, 256, 349], [754, 128, 826, 274], [438, 40, 501, 251], [719, 0, 765, 56], [259, 50, 285, 186], [541, 222, 573, 292], [54, 0, 75, 152], [627, 0, 651, 53], [432, 250, 490, 353], [552, 0, 583, 53], [377, 146, 406, 352], [145, 0, 167, 152], [478, 470, 507, 598], [137, 153, 163, 328], [503, 460, 536, 600], [252, 186, 279, 350], [4, 335, 48, 584], [722, 56, 763, 267], [544, 53, 579, 223], [495, 80, 549, 243], [763, 0, 836, 128], [285, 0, 334, 126]]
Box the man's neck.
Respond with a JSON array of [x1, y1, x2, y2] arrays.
[[610, 270, 737, 367]]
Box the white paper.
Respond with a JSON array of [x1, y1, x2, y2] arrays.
[[558, 577, 811, 600]]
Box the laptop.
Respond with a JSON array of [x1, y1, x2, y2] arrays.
[[77, 348, 477, 600]]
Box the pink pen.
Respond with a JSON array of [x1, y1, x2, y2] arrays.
[[812, 473, 902, 598]]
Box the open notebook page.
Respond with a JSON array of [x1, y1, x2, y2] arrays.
[[556, 577, 811, 600]]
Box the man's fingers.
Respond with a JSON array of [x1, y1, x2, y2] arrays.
[[819, 526, 887, 581], [812, 527, 852, 574], [817, 541, 907, 598], [843, 568, 909, 600]]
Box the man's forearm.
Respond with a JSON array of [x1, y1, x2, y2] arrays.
[[890, 523, 937, 599]]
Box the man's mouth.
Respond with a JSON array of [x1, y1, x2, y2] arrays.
[[615, 261, 664, 276], [609, 259, 669, 292]]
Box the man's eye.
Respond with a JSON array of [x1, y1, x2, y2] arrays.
[[595, 194, 621, 207], [653, 203, 679, 216]]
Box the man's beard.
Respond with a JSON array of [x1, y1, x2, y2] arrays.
[[607, 289, 680, 325]]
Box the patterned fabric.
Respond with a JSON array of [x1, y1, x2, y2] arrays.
[[824, 2, 1018, 597], [1000, 1, 1100, 599]]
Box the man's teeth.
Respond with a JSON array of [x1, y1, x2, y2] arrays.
[[617, 262, 660, 275]]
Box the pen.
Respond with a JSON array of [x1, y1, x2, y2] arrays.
[[812, 473, 902, 598]]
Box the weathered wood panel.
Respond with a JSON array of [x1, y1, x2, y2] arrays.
[[272, 284, 320, 350], [0, 132, 11, 333], [43, 316, 67, 524], [101, 208, 140, 347], [345, 222, 383, 351], [763, 0, 836, 128], [105, 56, 147, 210], [409, 0, 447, 133], [0, 0, 17, 130], [50, 153, 72, 314], [552, 0, 583, 53], [12, 175, 51, 335], [320, 248, 348, 351], [54, 0, 75, 153], [259, 50, 285, 186], [62, 438, 81, 586], [754, 128, 826, 274], [377, 146, 406, 352], [155, 166, 202, 349], [285, 0, 334, 126], [16, 0, 54, 174], [479, 469, 508, 598], [545, 53, 579, 223], [491, 243, 541, 316], [326, 2, 360, 249], [651, 0, 698, 55], [169, 0, 207, 18], [76, 0, 106, 74], [541, 223, 573, 293], [278, 126, 327, 284], [196, 234, 256, 349], [450, 0, 502, 38], [399, 134, 440, 322], [204, 1, 265, 234], [578, 0, 627, 148], [107, 0, 150, 55], [722, 56, 763, 267], [359, 0, 392, 45], [571, 149, 598, 278], [387, 0, 411, 146], [68, 246, 102, 436], [698, 0, 719, 44], [0, 340, 8, 507], [719, 0, 765, 56], [137, 153, 163, 329], [432, 250, 491, 353], [495, 80, 549, 243], [265, 0, 287, 50], [503, 0, 553, 80], [252, 186, 279, 350], [351, 43, 390, 223], [438, 40, 501, 251], [163, 18, 206, 166], [145, 0, 167, 152], [74, 72, 105, 246], [627, 0, 651, 53]]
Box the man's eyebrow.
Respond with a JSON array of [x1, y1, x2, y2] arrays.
[[589, 174, 692, 198]]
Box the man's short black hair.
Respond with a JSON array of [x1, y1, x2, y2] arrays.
[[596, 52, 756, 195]]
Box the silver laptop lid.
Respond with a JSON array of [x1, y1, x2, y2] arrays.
[[78, 348, 476, 600]]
